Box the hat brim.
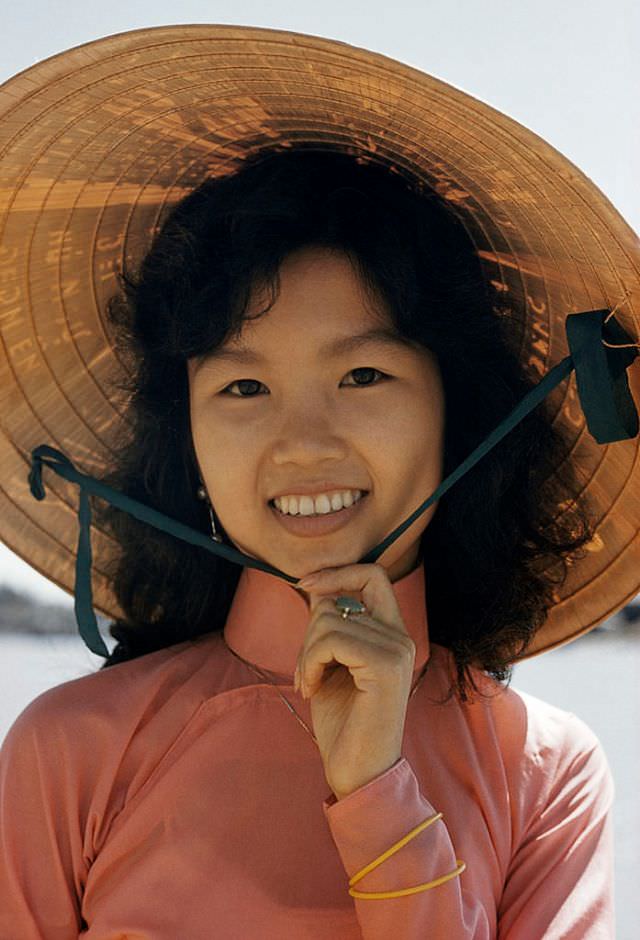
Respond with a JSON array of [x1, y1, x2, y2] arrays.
[[1, 23, 639, 660]]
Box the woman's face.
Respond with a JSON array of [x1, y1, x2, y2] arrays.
[[187, 245, 446, 585]]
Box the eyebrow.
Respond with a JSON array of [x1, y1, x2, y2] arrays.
[[196, 327, 418, 368]]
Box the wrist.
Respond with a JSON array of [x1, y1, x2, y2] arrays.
[[331, 755, 403, 801]]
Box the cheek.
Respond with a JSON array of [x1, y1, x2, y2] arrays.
[[397, 400, 446, 488], [188, 387, 266, 520], [190, 391, 243, 454], [192, 431, 261, 512], [378, 397, 442, 451]]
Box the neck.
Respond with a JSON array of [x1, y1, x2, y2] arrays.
[[223, 558, 431, 680]]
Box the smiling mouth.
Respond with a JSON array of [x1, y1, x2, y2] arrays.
[[268, 493, 369, 517]]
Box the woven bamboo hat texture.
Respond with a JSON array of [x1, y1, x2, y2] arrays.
[[1, 23, 639, 660]]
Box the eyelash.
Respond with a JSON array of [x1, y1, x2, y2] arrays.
[[220, 367, 390, 398]]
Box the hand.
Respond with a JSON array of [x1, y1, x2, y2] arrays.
[[294, 563, 420, 801]]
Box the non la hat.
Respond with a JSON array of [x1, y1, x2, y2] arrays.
[[0, 23, 639, 662]]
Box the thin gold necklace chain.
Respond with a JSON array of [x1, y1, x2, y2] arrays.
[[221, 633, 431, 747]]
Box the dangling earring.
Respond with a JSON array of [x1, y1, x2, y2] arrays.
[[196, 481, 224, 543]]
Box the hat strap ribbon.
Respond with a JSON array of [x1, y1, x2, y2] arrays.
[[27, 308, 639, 658]]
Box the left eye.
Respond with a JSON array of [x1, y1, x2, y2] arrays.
[[343, 367, 388, 387], [220, 367, 388, 398]]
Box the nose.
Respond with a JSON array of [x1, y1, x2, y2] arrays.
[[270, 400, 351, 466]]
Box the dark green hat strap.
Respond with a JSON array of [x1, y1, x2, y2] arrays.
[[26, 309, 639, 658], [566, 308, 639, 443]]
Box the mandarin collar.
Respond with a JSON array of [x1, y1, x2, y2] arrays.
[[223, 560, 430, 680]]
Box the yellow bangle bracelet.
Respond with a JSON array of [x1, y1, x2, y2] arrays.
[[348, 810, 466, 900], [348, 859, 466, 899], [349, 811, 443, 885]]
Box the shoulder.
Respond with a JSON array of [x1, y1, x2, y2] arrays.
[[498, 682, 610, 772], [2, 632, 223, 755], [486, 680, 614, 819], [430, 646, 614, 813], [437, 644, 611, 772], [1, 633, 227, 849], [0, 633, 229, 859]]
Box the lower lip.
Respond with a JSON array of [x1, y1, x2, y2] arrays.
[[268, 494, 369, 536]]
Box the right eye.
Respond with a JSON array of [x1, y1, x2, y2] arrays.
[[220, 379, 265, 398]]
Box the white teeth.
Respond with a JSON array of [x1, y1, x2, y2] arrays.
[[274, 489, 363, 516], [330, 493, 343, 511]]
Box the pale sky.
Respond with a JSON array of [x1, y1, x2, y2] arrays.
[[1, 0, 638, 605]]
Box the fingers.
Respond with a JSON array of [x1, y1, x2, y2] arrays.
[[295, 607, 384, 695], [306, 599, 403, 649], [297, 627, 412, 699], [299, 562, 405, 635], [293, 563, 416, 699], [295, 595, 416, 699]]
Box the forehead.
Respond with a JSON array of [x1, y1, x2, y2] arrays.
[[194, 327, 420, 371], [190, 246, 422, 372]]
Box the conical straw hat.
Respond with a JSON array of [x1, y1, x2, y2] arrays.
[[1, 24, 639, 659]]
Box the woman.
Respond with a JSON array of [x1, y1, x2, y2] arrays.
[[1, 24, 638, 939]]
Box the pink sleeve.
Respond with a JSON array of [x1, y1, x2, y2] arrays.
[[0, 698, 87, 939], [323, 716, 615, 940], [323, 757, 491, 938], [497, 714, 615, 938]]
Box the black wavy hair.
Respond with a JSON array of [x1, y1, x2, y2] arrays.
[[93, 144, 598, 703]]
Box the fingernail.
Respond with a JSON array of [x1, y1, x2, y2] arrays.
[[298, 574, 319, 587]]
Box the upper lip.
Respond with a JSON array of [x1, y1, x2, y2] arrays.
[[269, 482, 369, 501]]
